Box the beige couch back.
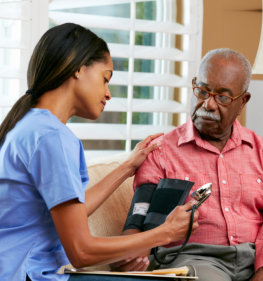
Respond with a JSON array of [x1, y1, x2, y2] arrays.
[[87, 156, 134, 238]]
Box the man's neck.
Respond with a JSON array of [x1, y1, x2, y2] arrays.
[[199, 128, 232, 152], [205, 138, 228, 152]]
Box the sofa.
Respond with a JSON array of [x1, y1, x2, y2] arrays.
[[60, 152, 134, 272]]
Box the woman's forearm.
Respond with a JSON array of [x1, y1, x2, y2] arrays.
[[51, 200, 197, 269], [85, 133, 162, 215], [85, 160, 133, 215], [74, 225, 171, 268]]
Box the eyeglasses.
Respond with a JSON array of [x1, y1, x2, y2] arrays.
[[192, 77, 246, 106]]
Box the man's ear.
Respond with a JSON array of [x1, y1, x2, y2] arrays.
[[243, 92, 251, 104], [238, 92, 251, 115]]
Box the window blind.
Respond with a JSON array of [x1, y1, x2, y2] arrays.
[[0, 0, 203, 160], [0, 0, 29, 118], [0, 0, 48, 121], [49, 0, 203, 159]]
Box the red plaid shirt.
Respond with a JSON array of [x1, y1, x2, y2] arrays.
[[134, 118, 263, 271]]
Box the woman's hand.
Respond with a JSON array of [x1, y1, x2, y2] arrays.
[[126, 133, 163, 176], [164, 201, 199, 242]]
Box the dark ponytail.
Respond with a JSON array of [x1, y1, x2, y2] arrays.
[[0, 23, 109, 144], [0, 94, 37, 144]]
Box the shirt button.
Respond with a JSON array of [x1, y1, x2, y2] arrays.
[[185, 177, 189, 180], [220, 154, 223, 158], [222, 180, 227, 184], [257, 178, 261, 184], [225, 207, 229, 212]]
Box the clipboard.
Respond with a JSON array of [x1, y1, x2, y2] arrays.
[[64, 265, 198, 280]]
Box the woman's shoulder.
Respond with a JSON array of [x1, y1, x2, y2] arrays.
[[23, 108, 76, 139], [1, 109, 81, 164], [5, 108, 78, 150]]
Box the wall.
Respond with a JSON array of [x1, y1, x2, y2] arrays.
[[247, 80, 263, 137], [202, 0, 263, 136]]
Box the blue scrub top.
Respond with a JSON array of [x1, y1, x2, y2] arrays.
[[0, 108, 89, 281]]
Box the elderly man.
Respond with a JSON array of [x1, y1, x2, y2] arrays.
[[113, 49, 263, 281]]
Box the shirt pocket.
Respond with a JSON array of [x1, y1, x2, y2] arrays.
[[240, 174, 263, 221]]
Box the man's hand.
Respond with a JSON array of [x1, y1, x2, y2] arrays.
[[250, 267, 263, 281], [110, 256, 150, 272]]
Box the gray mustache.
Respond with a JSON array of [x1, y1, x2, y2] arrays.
[[195, 109, 221, 121]]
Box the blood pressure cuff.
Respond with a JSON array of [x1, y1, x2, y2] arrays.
[[123, 183, 157, 231], [123, 179, 194, 232], [143, 178, 194, 231]]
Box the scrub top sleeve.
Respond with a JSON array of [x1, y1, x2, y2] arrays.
[[28, 131, 88, 210]]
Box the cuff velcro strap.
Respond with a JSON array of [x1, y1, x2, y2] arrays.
[[143, 178, 194, 231]]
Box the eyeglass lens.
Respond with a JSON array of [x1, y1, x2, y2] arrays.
[[193, 87, 232, 105]]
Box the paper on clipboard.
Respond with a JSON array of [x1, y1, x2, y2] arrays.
[[64, 265, 198, 280]]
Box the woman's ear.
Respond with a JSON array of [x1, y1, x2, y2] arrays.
[[74, 72, 80, 79]]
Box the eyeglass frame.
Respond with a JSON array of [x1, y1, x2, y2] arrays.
[[192, 77, 247, 106]]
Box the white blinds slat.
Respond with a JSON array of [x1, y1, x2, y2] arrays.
[[50, 0, 158, 10], [108, 43, 193, 61], [49, 12, 192, 34], [84, 150, 126, 161], [0, 2, 30, 21], [0, 96, 18, 108], [68, 123, 175, 140], [128, 99, 187, 114], [0, 66, 24, 79], [0, 1, 26, 3], [0, 39, 26, 49], [111, 71, 191, 88], [105, 97, 187, 113]]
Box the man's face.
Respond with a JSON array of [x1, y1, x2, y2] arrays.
[[191, 57, 250, 140]]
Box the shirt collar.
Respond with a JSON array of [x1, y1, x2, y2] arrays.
[[178, 117, 253, 150], [178, 117, 197, 146], [230, 119, 253, 148]]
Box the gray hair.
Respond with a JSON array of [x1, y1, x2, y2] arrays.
[[198, 48, 252, 91]]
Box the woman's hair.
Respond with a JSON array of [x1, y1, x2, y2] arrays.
[[0, 23, 109, 144]]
